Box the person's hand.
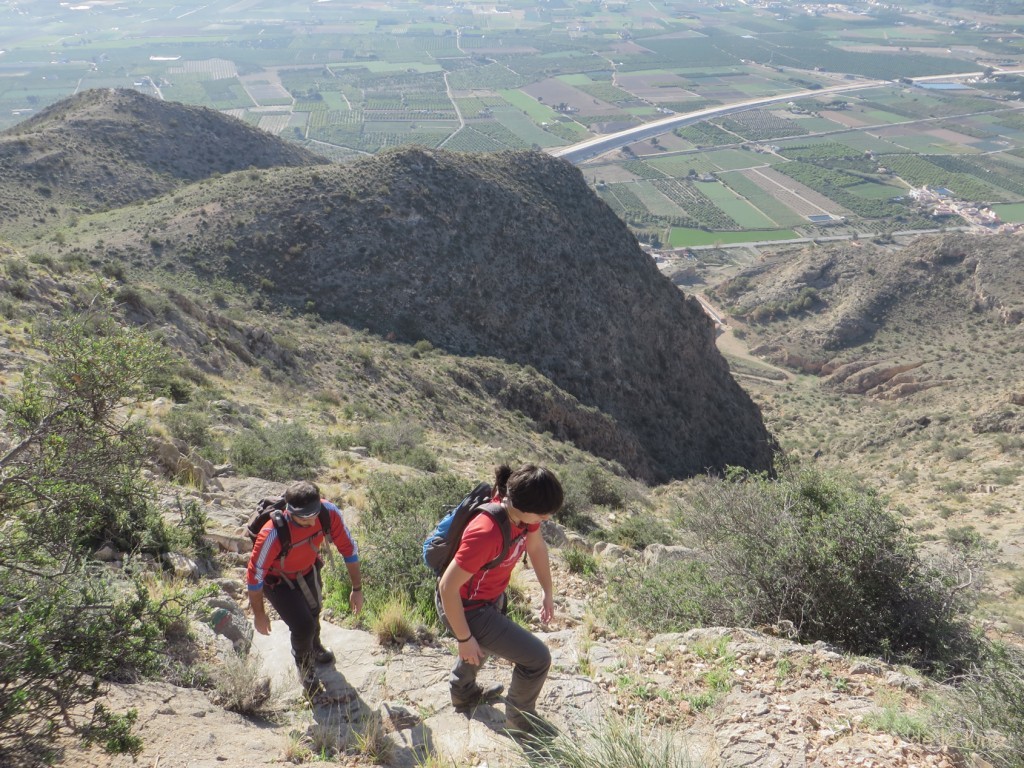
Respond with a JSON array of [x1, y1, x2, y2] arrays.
[[349, 589, 364, 615], [539, 594, 555, 624], [253, 613, 271, 635], [458, 636, 482, 666]]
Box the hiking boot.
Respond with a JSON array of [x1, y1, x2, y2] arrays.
[[452, 682, 505, 710], [313, 642, 335, 665], [294, 652, 319, 696]]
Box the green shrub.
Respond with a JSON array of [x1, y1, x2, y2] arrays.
[[607, 560, 719, 634], [165, 406, 213, 450], [229, 422, 323, 481], [611, 466, 979, 671], [0, 567, 170, 764], [863, 702, 933, 742], [608, 513, 674, 550], [333, 472, 469, 627], [353, 420, 438, 472], [2, 310, 171, 553], [564, 548, 599, 576], [945, 525, 982, 551], [557, 463, 626, 535]]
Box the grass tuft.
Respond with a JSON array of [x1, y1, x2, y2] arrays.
[[522, 713, 703, 768]]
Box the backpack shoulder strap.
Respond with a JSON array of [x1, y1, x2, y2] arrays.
[[268, 508, 292, 556], [479, 503, 515, 571], [317, 503, 332, 537]]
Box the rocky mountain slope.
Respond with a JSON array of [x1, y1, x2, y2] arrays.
[[0, 88, 326, 228], [713, 232, 1024, 382], [1, 90, 774, 482]]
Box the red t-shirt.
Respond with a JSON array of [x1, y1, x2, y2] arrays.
[[247, 500, 358, 590], [454, 508, 538, 604]]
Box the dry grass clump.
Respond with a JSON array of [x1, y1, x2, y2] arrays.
[[369, 594, 418, 646], [211, 651, 272, 715]]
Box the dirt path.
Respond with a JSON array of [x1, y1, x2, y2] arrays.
[[693, 294, 793, 381]]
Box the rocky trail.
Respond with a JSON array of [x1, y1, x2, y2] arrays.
[[59, 478, 964, 768]]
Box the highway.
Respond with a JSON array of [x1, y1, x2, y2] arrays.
[[548, 68, 1024, 165]]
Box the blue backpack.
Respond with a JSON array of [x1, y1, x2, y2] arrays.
[[422, 482, 519, 577]]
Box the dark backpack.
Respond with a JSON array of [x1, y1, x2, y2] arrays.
[[245, 496, 332, 558], [422, 482, 523, 577]]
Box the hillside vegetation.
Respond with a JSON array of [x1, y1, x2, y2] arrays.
[[708, 232, 1024, 629], [0, 89, 326, 229]]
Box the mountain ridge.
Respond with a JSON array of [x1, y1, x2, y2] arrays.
[[3, 90, 775, 481]]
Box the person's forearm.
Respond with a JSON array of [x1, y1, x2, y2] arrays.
[[533, 549, 554, 598], [345, 561, 362, 590], [248, 588, 267, 617]]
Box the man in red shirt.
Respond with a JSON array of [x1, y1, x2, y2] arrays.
[[437, 464, 563, 736], [247, 481, 363, 690]]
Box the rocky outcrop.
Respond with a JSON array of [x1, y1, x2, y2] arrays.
[[822, 359, 952, 399]]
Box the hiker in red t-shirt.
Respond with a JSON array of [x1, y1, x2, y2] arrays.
[[436, 464, 563, 736], [247, 481, 363, 691]]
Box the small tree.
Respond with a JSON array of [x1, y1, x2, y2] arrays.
[[0, 306, 184, 764]]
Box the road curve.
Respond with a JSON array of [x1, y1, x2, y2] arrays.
[[548, 67, 1024, 165]]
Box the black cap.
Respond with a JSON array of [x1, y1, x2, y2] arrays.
[[288, 498, 321, 518]]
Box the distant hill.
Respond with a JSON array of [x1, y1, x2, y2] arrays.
[[711, 232, 1024, 391], [0, 88, 326, 228], [4, 91, 774, 482]]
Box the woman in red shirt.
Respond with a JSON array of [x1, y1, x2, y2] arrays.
[[437, 464, 563, 736]]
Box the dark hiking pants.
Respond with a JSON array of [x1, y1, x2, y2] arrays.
[[265, 562, 323, 665], [436, 591, 551, 716]]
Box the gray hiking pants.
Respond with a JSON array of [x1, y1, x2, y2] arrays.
[[436, 591, 551, 716]]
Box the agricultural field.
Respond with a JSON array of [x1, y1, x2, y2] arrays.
[[3, 0, 1024, 242]]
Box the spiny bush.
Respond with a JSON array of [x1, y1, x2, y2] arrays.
[[942, 642, 1024, 768], [609, 466, 980, 672], [212, 651, 272, 715], [368, 594, 419, 646], [522, 712, 701, 768]]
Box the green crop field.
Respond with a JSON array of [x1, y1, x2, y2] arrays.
[[994, 203, 1024, 222], [718, 172, 809, 228], [697, 182, 777, 229]]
